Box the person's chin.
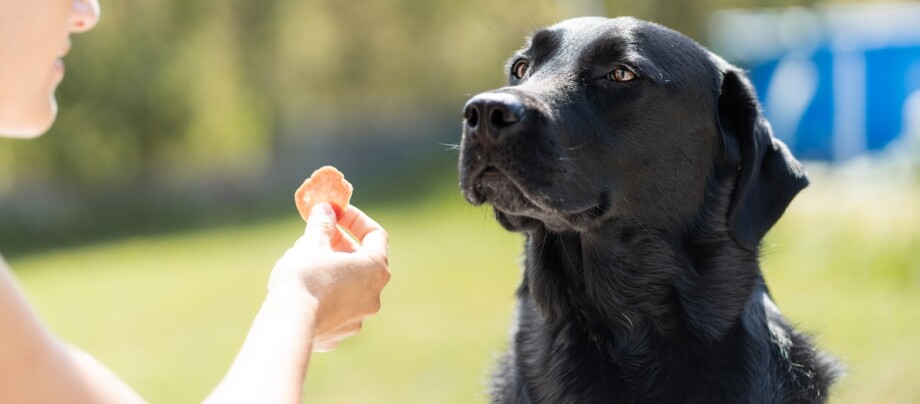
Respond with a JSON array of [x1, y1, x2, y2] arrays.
[[0, 97, 57, 139]]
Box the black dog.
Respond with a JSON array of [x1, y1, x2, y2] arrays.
[[459, 17, 840, 403]]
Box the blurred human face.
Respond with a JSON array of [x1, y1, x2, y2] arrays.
[[0, 0, 100, 138]]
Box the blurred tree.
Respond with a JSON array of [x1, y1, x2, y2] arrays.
[[0, 0, 563, 193], [0, 0, 880, 253]]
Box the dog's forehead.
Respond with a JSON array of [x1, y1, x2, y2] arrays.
[[540, 17, 642, 59], [525, 17, 722, 91], [550, 17, 634, 43]]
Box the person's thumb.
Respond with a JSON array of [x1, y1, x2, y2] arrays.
[[304, 202, 337, 247]]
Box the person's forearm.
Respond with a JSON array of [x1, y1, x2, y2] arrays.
[[205, 288, 317, 404], [0, 259, 55, 363], [1, 259, 144, 403]]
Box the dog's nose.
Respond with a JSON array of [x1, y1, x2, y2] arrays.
[[464, 92, 525, 142]]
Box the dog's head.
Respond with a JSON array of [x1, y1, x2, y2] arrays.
[[459, 17, 807, 250]]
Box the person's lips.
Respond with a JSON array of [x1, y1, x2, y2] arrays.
[[59, 39, 72, 58], [53, 40, 71, 77]]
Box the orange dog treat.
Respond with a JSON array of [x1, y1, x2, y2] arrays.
[[295, 166, 353, 220]]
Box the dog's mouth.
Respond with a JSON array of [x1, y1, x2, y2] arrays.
[[467, 166, 520, 204], [462, 164, 610, 232], [458, 87, 611, 232]]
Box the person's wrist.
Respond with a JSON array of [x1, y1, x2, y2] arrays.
[[263, 284, 321, 325]]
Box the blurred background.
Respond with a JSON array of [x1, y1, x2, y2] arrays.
[[1, 0, 918, 402]]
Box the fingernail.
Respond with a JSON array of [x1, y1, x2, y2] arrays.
[[310, 202, 334, 219]]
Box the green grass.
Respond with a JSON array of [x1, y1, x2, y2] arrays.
[[9, 176, 920, 403], [761, 175, 920, 403]]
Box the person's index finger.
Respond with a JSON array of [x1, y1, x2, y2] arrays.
[[361, 228, 389, 265], [331, 227, 361, 253], [337, 204, 384, 243], [338, 205, 388, 262]]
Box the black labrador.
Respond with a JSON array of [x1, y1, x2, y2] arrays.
[[458, 17, 841, 403]]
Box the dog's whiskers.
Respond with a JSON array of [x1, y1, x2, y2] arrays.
[[438, 143, 462, 151], [623, 196, 651, 234], [558, 233, 577, 270], [566, 139, 596, 151], [621, 313, 635, 329]]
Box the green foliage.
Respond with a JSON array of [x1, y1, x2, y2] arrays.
[[0, 0, 564, 191], [0, 0, 892, 252], [1, 0, 872, 191]]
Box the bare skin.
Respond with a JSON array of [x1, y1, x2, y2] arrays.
[[206, 203, 390, 403], [0, 0, 98, 136], [0, 0, 391, 402]]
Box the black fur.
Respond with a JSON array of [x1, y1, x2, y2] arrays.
[[458, 17, 840, 403]]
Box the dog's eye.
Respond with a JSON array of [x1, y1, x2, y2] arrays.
[[607, 66, 637, 82], [512, 60, 529, 80]]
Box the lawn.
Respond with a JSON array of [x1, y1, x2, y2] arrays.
[[9, 172, 920, 403]]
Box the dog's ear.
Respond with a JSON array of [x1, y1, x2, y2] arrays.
[[717, 67, 808, 251]]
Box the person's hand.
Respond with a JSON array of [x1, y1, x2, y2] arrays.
[[268, 202, 390, 352]]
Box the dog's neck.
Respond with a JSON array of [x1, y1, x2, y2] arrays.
[[519, 182, 761, 351]]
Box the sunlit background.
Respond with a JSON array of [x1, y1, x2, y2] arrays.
[[1, 0, 918, 402]]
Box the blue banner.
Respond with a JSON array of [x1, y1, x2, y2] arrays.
[[710, 4, 920, 161]]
